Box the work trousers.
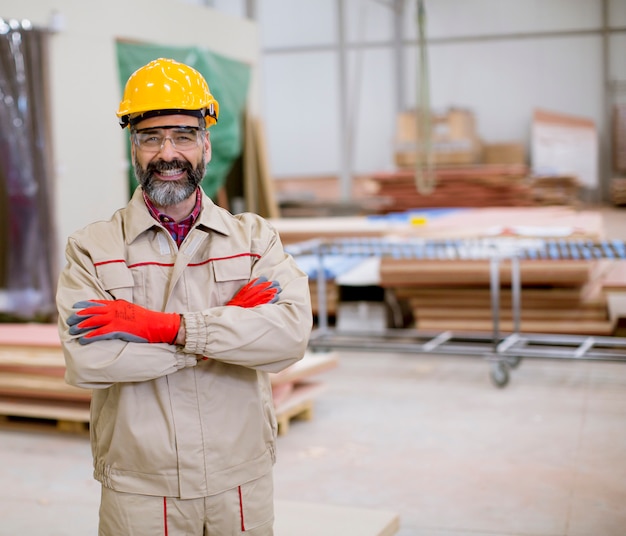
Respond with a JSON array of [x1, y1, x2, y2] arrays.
[[98, 472, 274, 535]]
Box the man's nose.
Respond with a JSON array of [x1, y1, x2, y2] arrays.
[[158, 138, 179, 159]]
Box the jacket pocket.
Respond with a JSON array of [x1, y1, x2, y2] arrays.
[[212, 256, 253, 304], [238, 472, 274, 532], [95, 262, 136, 302]]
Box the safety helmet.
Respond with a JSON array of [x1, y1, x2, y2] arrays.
[[117, 58, 219, 129]]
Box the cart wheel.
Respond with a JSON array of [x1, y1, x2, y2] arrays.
[[490, 361, 510, 388], [505, 355, 522, 369]]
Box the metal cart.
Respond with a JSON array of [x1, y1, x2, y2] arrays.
[[287, 237, 626, 387]]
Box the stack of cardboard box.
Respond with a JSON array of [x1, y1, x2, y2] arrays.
[[395, 108, 483, 167]]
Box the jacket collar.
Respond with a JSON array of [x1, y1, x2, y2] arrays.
[[123, 186, 232, 244]]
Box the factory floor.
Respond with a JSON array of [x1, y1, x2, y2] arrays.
[[1, 206, 626, 535], [1, 351, 625, 535]]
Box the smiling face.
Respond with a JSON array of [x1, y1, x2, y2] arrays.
[[131, 114, 211, 208]]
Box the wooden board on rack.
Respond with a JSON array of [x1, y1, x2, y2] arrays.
[[394, 286, 593, 309], [415, 318, 614, 335], [380, 259, 596, 287]]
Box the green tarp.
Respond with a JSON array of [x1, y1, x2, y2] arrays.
[[116, 41, 251, 200]]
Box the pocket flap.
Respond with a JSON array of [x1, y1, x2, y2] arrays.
[[95, 262, 134, 290], [213, 257, 252, 282]]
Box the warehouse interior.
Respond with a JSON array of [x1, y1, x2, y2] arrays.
[[1, 0, 626, 535]]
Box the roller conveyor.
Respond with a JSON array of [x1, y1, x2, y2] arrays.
[[287, 238, 626, 387]]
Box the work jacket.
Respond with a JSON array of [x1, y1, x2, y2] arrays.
[[56, 187, 312, 499]]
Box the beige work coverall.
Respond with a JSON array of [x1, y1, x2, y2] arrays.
[[56, 187, 313, 534]]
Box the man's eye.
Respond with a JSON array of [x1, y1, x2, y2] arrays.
[[174, 134, 196, 144], [141, 135, 162, 144]]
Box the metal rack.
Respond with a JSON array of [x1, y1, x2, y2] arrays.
[[287, 237, 626, 387]]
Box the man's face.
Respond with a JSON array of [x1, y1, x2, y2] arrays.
[[131, 114, 211, 207]]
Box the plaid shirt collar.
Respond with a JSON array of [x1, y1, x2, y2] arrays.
[[143, 188, 202, 246]]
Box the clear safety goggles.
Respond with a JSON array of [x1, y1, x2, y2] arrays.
[[132, 126, 204, 152]]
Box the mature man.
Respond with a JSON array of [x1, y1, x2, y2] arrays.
[[56, 58, 312, 535]]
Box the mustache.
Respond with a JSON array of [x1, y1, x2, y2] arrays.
[[146, 158, 194, 175]]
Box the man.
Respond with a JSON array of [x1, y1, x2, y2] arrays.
[[56, 58, 312, 535]]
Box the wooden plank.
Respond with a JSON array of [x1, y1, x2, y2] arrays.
[[270, 352, 338, 387], [243, 114, 280, 218], [413, 307, 607, 322], [0, 372, 91, 402], [243, 111, 259, 213], [395, 286, 588, 309], [380, 259, 593, 287], [0, 396, 89, 421], [274, 500, 400, 536], [0, 323, 60, 347], [600, 260, 626, 290], [415, 318, 614, 335], [252, 117, 280, 219], [271, 206, 605, 244], [0, 346, 65, 367], [417, 206, 604, 240]]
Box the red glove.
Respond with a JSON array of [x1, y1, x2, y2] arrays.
[[227, 277, 281, 307], [67, 300, 180, 345]]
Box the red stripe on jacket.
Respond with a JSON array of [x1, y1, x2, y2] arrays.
[[93, 252, 261, 269]]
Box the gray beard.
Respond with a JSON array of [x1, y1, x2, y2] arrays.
[[135, 157, 206, 207]]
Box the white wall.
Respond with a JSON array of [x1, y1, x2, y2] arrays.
[[3, 0, 259, 270], [255, 0, 625, 200]]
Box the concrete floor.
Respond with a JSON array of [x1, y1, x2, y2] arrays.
[[0, 351, 625, 535]]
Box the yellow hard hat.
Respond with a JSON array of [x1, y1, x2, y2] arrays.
[[117, 58, 219, 129]]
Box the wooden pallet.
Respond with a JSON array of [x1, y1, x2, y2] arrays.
[[0, 324, 338, 436], [0, 382, 326, 438], [275, 382, 325, 436], [271, 352, 338, 435]]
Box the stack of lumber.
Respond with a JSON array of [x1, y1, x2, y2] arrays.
[[280, 207, 606, 326], [0, 324, 338, 435], [365, 167, 582, 212], [600, 260, 626, 336], [366, 165, 533, 211], [0, 324, 90, 432], [381, 258, 615, 335], [530, 175, 581, 206]]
